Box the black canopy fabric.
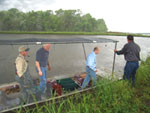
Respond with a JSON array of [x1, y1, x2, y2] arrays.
[[0, 37, 118, 45]]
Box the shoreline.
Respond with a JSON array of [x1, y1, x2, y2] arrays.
[[0, 31, 150, 37]]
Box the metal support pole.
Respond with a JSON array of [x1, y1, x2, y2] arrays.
[[82, 43, 87, 61], [112, 42, 118, 79]]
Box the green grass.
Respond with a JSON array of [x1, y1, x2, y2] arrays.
[[0, 31, 150, 37], [15, 57, 150, 113]]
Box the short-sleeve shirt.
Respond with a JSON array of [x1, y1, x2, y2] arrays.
[[36, 48, 49, 67], [15, 54, 28, 77]]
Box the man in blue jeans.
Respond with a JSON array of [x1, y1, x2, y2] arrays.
[[36, 44, 51, 95], [81, 47, 100, 89], [114, 35, 141, 86]]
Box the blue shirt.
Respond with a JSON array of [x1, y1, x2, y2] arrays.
[[86, 51, 96, 71], [36, 48, 49, 67]]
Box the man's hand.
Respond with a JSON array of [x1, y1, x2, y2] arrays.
[[114, 49, 117, 53], [39, 71, 43, 76], [47, 65, 51, 71], [95, 69, 98, 72], [47, 62, 51, 71]]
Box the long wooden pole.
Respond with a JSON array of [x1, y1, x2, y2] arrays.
[[112, 42, 118, 79], [82, 43, 87, 61]]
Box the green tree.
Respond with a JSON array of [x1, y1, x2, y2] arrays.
[[0, 8, 108, 32], [96, 19, 108, 32]]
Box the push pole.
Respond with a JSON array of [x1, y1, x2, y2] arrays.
[[112, 42, 118, 79], [82, 43, 87, 61]]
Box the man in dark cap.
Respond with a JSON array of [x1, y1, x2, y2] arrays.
[[114, 35, 141, 86]]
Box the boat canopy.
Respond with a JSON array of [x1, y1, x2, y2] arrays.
[[0, 36, 118, 79], [0, 37, 118, 45]]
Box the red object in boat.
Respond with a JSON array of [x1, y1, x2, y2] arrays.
[[47, 80, 62, 96], [52, 83, 62, 96]]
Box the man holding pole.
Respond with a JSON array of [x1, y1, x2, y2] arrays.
[[114, 35, 141, 86]]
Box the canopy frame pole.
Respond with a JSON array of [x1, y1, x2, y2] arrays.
[[82, 43, 87, 61], [112, 42, 118, 79]]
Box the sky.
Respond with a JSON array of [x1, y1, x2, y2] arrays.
[[0, 0, 150, 33]]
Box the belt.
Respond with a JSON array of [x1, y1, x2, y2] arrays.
[[86, 66, 90, 68], [86, 66, 94, 71], [127, 61, 139, 63]]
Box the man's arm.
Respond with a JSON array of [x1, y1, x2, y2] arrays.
[[16, 58, 24, 77], [47, 61, 51, 71], [36, 50, 43, 76], [115, 44, 127, 55], [35, 61, 42, 76]]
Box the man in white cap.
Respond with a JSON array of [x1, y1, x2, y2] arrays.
[[15, 45, 34, 102]]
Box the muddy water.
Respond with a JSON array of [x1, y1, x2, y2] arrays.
[[0, 34, 150, 85]]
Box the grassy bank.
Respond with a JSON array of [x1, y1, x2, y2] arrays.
[[15, 57, 150, 113], [0, 31, 150, 37]]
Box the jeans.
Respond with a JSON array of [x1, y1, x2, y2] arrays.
[[36, 67, 47, 94], [81, 66, 97, 89], [123, 61, 139, 86]]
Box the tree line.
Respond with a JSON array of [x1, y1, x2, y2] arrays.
[[0, 8, 108, 32]]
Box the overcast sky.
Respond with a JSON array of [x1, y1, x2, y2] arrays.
[[0, 0, 150, 33]]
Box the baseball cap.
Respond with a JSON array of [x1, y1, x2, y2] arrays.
[[18, 46, 30, 52]]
